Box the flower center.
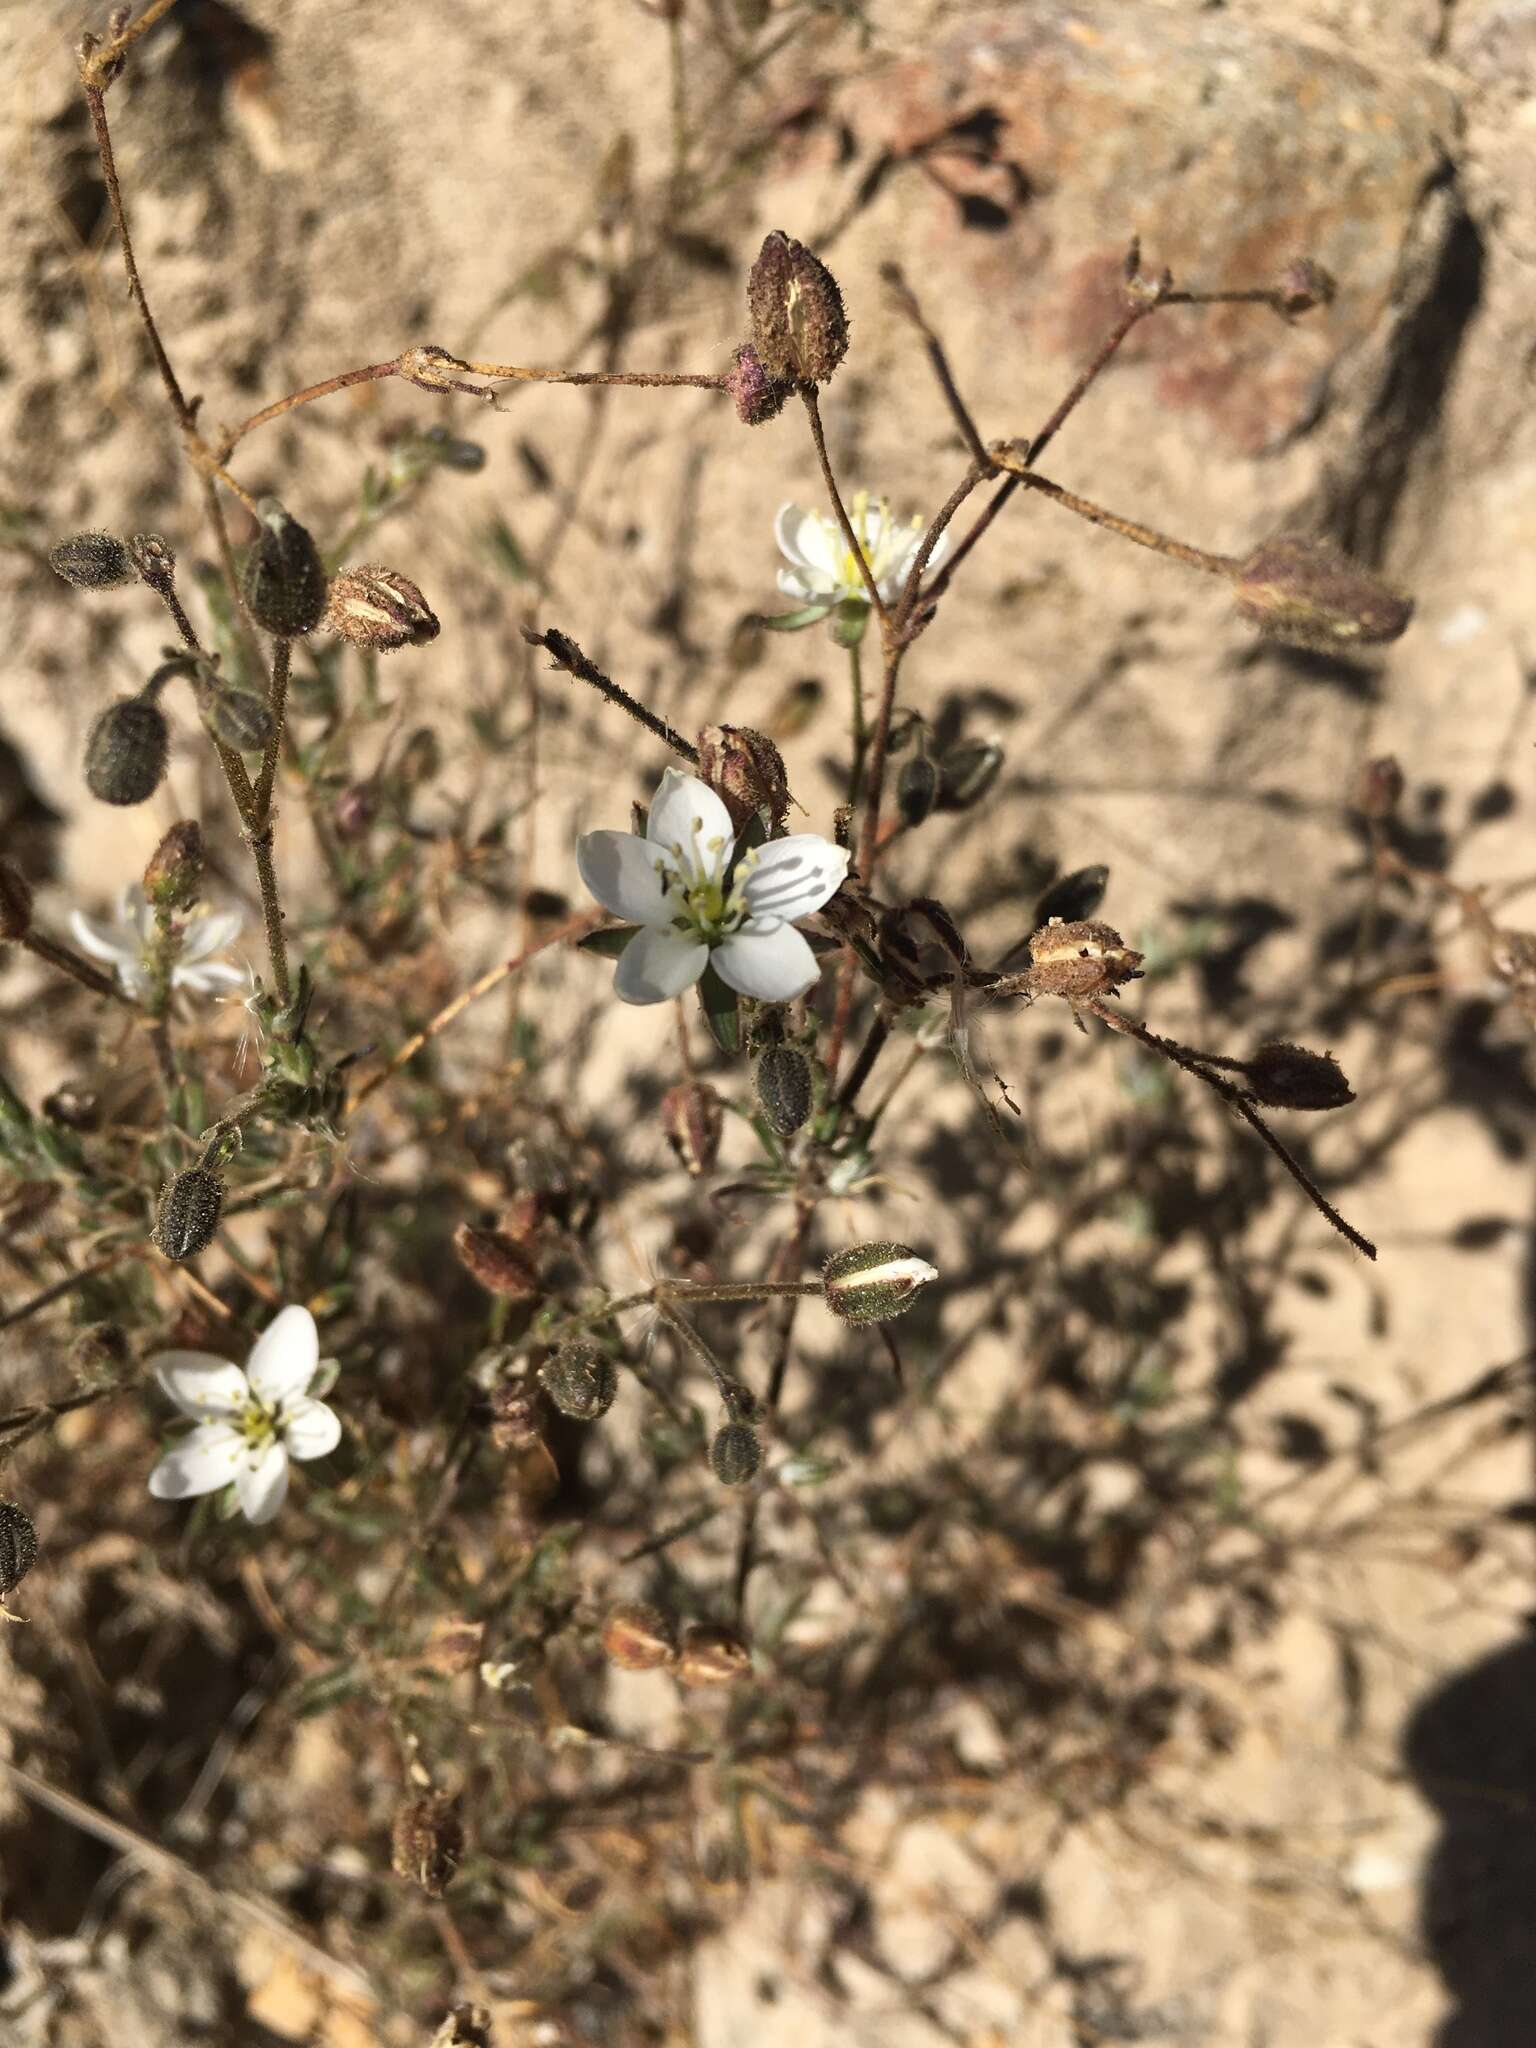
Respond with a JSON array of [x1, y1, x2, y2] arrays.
[[237, 1397, 279, 1452], [657, 825, 756, 945]]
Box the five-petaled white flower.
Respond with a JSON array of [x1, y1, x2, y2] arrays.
[[577, 767, 849, 1006], [147, 1305, 341, 1525], [775, 491, 950, 609], [70, 884, 247, 1002]]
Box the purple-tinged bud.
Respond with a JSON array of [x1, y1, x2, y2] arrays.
[[48, 531, 132, 590], [333, 784, 376, 839], [823, 1242, 938, 1324], [143, 821, 206, 912], [746, 230, 849, 385], [323, 564, 440, 652], [1234, 536, 1413, 652], [696, 723, 791, 834], [724, 343, 793, 425]]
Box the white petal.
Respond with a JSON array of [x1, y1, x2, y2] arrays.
[[153, 1354, 250, 1418], [148, 1421, 244, 1499], [235, 1442, 289, 1523], [178, 909, 243, 962], [712, 922, 821, 1002], [646, 770, 734, 881], [245, 1305, 319, 1405], [281, 1397, 341, 1462], [613, 926, 709, 1004], [174, 960, 250, 994], [68, 909, 134, 968], [774, 501, 834, 579], [776, 566, 821, 603], [740, 837, 849, 927], [575, 830, 669, 924]]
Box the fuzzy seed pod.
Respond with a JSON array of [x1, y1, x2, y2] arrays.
[[696, 723, 791, 835], [723, 342, 794, 425], [0, 860, 33, 940], [661, 1081, 724, 1177], [539, 1344, 618, 1420], [823, 1241, 938, 1324], [242, 500, 328, 636], [84, 693, 170, 806], [143, 821, 206, 912], [454, 1223, 540, 1300], [602, 1602, 677, 1671], [753, 1043, 813, 1138], [1027, 918, 1144, 1001], [1354, 755, 1404, 821], [0, 1500, 38, 1603], [391, 1792, 463, 1898], [709, 1420, 763, 1486], [324, 564, 441, 651], [896, 751, 939, 828], [1274, 258, 1336, 318], [677, 1623, 751, 1687], [154, 1168, 225, 1262], [199, 683, 275, 754], [1243, 1042, 1354, 1112], [127, 532, 177, 594], [1234, 536, 1413, 652], [746, 230, 849, 385], [936, 737, 1003, 811], [48, 531, 132, 590]]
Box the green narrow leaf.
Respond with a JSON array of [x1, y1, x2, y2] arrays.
[[577, 926, 638, 959], [756, 602, 834, 633], [698, 964, 741, 1055]]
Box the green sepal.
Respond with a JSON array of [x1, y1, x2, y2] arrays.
[[829, 597, 869, 648], [698, 964, 741, 1055], [758, 602, 834, 632], [578, 925, 638, 959]]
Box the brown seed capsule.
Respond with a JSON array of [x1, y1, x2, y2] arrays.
[[391, 1792, 463, 1898], [1026, 918, 1144, 1000], [454, 1223, 541, 1301], [661, 1081, 724, 1177], [323, 564, 440, 652], [0, 860, 33, 940], [677, 1622, 751, 1687], [143, 821, 206, 912], [723, 342, 794, 425], [1234, 535, 1413, 652], [696, 724, 791, 835], [242, 499, 328, 636], [1274, 257, 1337, 318], [0, 1500, 38, 1606], [397, 344, 484, 395], [602, 1602, 677, 1671], [154, 1168, 225, 1262], [1243, 1041, 1355, 1112], [746, 230, 849, 385], [84, 693, 170, 806], [539, 1344, 618, 1420], [1354, 755, 1404, 821], [823, 1241, 939, 1324], [48, 531, 132, 590], [709, 1420, 763, 1486], [753, 1043, 813, 1138]]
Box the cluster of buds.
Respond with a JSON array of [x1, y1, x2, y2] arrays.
[[601, 1603, 751, 1686]]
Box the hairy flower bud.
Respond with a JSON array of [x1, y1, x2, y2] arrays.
[[199, 682, 275, 754], [454, 1223, 541, 1300], [936, 737, 1003, 811], [49, 530, 132, 590], [1234, 536, 1413, 652], [84, 692, 170, 806], [323, 564, 440, 651], [661, 1081, 724, 1176], [696, 724, 791, 835], [723, 342, 793, 425], [143, 821, 206, 912], [242, 499, 327, 636], [709, 1420, 762, 1486], [746, 230, 849, 385], [896, 751, 940, 828], [1274, 257, 1336, 318], [677, 1622, 751, 1687], [0, 1500, 38, 1609], [1354, 755, 1404, 821], [823, 1241, 938, 1324], [391, 1792, 463, 1898], [70, 1321, 130, 1392], [0, 860, 33, 940], [539, 1344, 618, 1420], [753, 1043, 813, 1138], [154, 1167, 225, 1262], [1243, 1041, 1354, 1112], [602, 1602, 677, 1671]]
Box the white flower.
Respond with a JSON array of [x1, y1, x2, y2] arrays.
[[577, 767, 849, 1006], [70, 884, 247, 1002], [775, 491, 950, 609], [147, 1305, 341, 1525]]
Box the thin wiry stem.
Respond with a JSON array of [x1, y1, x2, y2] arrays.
[[799, 386, 888, 622]]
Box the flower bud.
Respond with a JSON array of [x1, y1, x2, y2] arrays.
[[454, 1223, 541, 1300], [823, 1241, 938, 1324], [199, 682, 275, 754], [677, 1622, 751, 1687], [127, 532, 177, 594], [84, 692, 170, 805], [154, 1167, 225, 1262], [1242, 1041, 1354, 1112], [242, 499, 327, 636], [752, 1044, 813, 1137], [143, 821, 206, 912], [539, 1343, 618, 1420], [661, 1081, 724, 1176], [1274, 258, 1336, 318], [936, 737, 1003, 811], [391, 1792, 463, 1898], [323, 564, 440, 651], [746, 230, 849, 385], [709, 1419, 763, 1487], [723, 342, 793, 425], [896, 751, 939, 828], [696, 724, 791, 835], [1353, 755, 1404, 821], [1234, 536, 1413, 652], [0, 1500, 38, 1607], [0, 860, 33, 940], [49, 531, 132, 590], [602, 1602, 676, 1671]]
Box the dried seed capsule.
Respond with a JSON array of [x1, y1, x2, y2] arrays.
[[1243, 1042, 1354, 1112], [709, 1420, 763, 1486], [661, 1081, 724, 1176], [0, 859, 33, 940], [1274, 257, 1336, 318], [323, 564, 440, 651], [84, 692, 170, 805], [454, 1223, 540, 1300], [696, 724, 791, 834], [143, 821, 205, 912], [154, 1167, 225, 1262], [0, 1500, 38, 1611], [677, 1622, 751, 1687], [242, 499, 328, 636], [896, 751, 939, 828], [391, 1792, 463, 1898], [936, 737, 1003, 811], [48, 530, 133, 590], [746, 230, 849, 385], [602, 1602, 677, 1671], [1027, 917, 1144, 1000], [487, 1379, 543, 1452], [420, 1617, 485, 1675], [1234, 535, 1413, 652], [753, 1043, 813, 1138], [723, 342, 793, 425], [539, 1344, 618, 1420], [823, 1241, 938, 1324]]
